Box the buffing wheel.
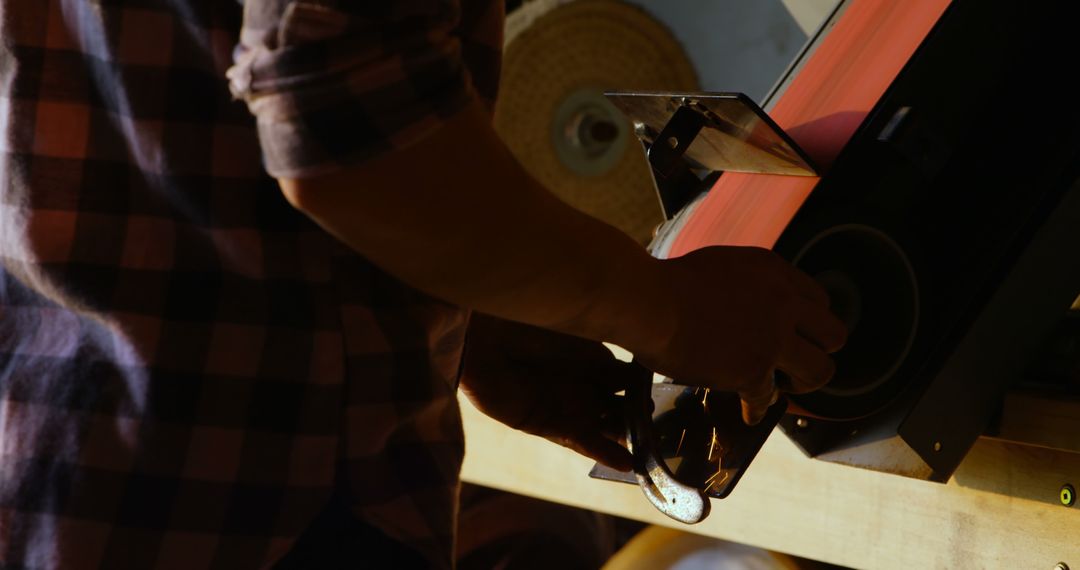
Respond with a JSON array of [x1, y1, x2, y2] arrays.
[[496, 0, 699, 244]]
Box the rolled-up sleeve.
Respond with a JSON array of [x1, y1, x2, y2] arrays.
[[228, 1, 477, 178]]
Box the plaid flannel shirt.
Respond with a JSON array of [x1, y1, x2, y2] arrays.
[[0, 0, 502, 568]]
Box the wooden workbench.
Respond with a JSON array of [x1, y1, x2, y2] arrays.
[[461, 393, 1080, 569]]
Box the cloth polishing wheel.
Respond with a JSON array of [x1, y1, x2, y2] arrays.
[[497, 0, 700, 244]]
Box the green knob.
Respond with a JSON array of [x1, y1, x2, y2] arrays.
[[1061, 484, 1076, 507]]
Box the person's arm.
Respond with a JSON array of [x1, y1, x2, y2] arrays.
[[278, 101, 669, 356], [229, 1, 846, 423], [279, 101, 844, 422]]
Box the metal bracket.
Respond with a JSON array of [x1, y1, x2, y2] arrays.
[[644, 106, 718, 218], [607, 91, 817, 218]]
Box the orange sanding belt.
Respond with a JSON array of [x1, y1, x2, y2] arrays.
[[668, 0, 952, 257]]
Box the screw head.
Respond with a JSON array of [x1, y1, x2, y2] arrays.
[[795, 418, 809, 429], [933, 441, 942, 452], [1054, 563, 1069, 570], [1061, 484, 1076, 507]]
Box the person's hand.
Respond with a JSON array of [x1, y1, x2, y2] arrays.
[[460, 314, 634, 472], [634, 246, 848, 425]]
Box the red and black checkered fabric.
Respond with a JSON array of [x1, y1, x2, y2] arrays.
[[0, 1, 502, 568]]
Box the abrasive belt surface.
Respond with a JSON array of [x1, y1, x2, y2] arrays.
[[668, 0, 952, 256]]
